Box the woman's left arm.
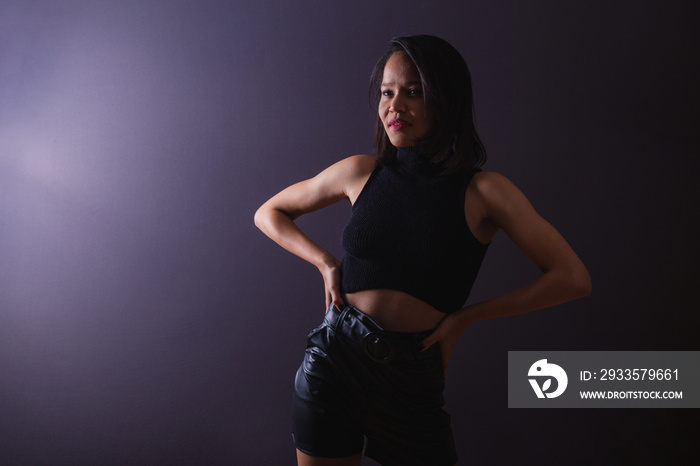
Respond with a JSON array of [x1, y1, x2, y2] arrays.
[[422, 171, 592, 373]]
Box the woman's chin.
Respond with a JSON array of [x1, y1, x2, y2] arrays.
[[388, 137, 415, 148]]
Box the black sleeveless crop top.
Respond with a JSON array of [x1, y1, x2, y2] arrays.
[[341, 146, 489, 314]]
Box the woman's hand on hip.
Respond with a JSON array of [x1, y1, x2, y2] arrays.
[[320, 258, 344, 311], [421, 313, 469, 378]]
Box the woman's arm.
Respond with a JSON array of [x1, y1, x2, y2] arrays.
[[463, 171, 592, 320], [254, 154, 375, 309], [422, 171, 592, 373]]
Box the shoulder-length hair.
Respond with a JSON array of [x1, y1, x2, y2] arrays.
[[369, 35, 487, 173]]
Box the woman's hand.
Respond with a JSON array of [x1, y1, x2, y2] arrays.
[[320, 259, 344, 311], [421, 312, 471, 378]]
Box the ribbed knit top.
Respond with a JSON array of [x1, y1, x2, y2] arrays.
[[341, 146, 489, 314]]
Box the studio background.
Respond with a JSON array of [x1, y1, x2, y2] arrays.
[[1, 1, 698, 464]]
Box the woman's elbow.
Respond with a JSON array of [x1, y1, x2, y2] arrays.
[[253, 206, 263, 229], [254, 205, 271, 232], [568, 266, 592, 299]]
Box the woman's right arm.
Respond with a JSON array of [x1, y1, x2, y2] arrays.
[[254, 154, 375, 309]]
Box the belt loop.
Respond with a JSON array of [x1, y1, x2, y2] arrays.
[[336, 303, 349, 329], [326, 303, 348, 331]]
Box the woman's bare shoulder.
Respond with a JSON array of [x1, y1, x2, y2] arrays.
[[471, 170, 513, 189], [469, 170, 524, 204], [465, 171, 513, 243], [334, 154, 376, 176], [310, 154, 375, 187], [467, 170, 534, 221], [469, 170, 542, 233], [333, 154, 376, 203], [297, 154, 375, 206]]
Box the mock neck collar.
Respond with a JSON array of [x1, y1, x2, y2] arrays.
[[396, 146, 428, 166], [395, 146, 442, 174]]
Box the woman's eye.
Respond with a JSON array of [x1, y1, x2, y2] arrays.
[[408, 88, 422, 95], [382, 91, 393, 97]]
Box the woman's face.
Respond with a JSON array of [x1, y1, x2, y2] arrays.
[[378, 52, 432, 147]]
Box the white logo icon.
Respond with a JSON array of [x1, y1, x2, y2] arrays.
[[528, 359, 568, 398]]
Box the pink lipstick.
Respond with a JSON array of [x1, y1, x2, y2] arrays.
[[388, 118, 410, 130]]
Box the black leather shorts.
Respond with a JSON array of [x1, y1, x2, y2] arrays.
[[292, 304, 457, 466]]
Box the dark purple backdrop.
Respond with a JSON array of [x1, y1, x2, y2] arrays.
[[1, 1, 698, 464]]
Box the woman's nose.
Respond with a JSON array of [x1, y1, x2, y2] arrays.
[[389, 95, 406, 113], [389, 92, 406, 113]]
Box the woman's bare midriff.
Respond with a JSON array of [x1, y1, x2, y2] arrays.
[[344, 289, 447, 333]]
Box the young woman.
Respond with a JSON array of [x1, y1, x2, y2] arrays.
[[255, 35, 591, 466]]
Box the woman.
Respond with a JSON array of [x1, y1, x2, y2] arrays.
[[255, 35, 591, 466]]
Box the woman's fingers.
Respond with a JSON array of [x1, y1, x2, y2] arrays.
[[325, 283, 344, 312], [420, 334, 448, 377], [328, 283, 343, 305], [322, 260, 344, 310], [420, 334, 437, 351]]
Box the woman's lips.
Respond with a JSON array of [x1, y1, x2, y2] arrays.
[[388, 118, 410, 130]]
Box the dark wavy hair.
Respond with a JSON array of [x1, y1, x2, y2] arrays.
[[369, 35, 486, 173]]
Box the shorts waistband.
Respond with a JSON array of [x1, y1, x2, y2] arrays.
[[323, 304, 434, 363]]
